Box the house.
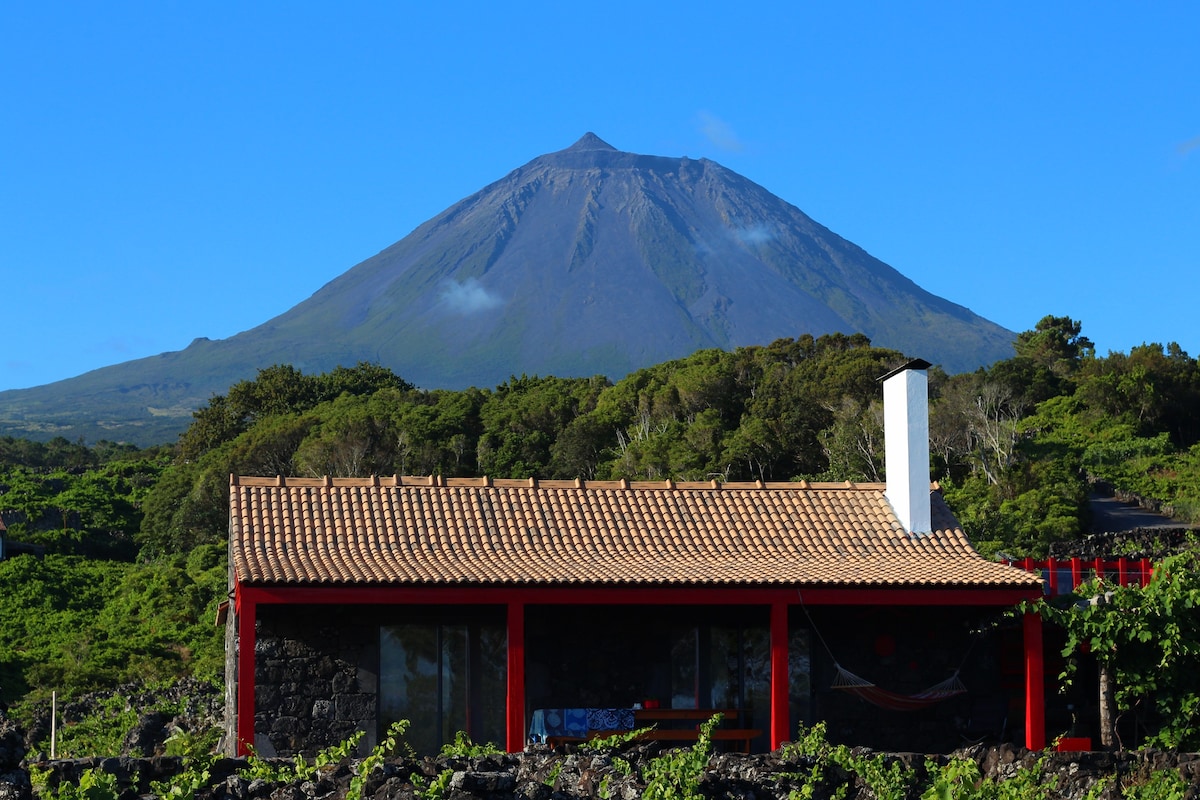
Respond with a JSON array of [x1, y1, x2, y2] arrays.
[[225, 361, 1046, 756]]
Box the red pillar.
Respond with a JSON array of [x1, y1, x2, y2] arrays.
[[1023, 610, 1045, 750], [236, 587, 257, 756], [770, 601, 789, 750], [506, 601, 526, 752]]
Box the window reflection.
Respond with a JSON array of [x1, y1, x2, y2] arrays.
[[380, 617, 506, 754], [526, 605, 811, 751]]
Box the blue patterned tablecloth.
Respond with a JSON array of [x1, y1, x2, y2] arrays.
[[529, 708, 637, 742]]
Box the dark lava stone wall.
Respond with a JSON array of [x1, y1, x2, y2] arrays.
[[249, 606, 380, 758]]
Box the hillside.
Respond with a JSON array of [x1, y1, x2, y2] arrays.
[[4, 322, 1200, 754], [0, 134, 1014, 446]]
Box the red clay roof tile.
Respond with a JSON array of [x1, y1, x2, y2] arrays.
[[229, 475, 1041, 589]]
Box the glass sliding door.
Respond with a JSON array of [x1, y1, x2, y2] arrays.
[[525, 605, 810, 752], [670, 625, 699, 709], [789, 626, 812, 734], [470, 624, 508, 748], [707, 624, 770, 748], [380, 613, 506, 754], [380, 624, 439, 753]]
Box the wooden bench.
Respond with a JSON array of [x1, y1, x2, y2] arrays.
[[547, 708, 762, 753]]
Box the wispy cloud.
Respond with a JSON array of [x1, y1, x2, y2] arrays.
[[440, 278, 503, 314], [731, 224, 774, 245], [1178, 135, 1200, 158], [697, 111, 744, 152]]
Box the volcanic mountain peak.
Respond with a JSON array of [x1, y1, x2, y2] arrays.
[[0, 134, 1015, 445], [564, 132, 617, 151]]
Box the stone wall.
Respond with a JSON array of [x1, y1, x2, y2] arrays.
[[248, 606, 379, 758], [0, 711, 30, 800], [14, 679, 224, 762], [18, 742, 1200, 800], [1048, 527, 1197, 560]]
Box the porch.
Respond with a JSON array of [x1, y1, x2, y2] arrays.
[[234, 585, 1046, 756]]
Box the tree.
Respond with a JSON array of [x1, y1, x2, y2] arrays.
[[1014, 315, 1093, 378], [932, 374, 1025, 487], [1077, 343, 1200, 446], [1036, 550, 1200, 750], [178, 362, 412, 461], [319, 361, 413, 399], [477, 375, 607, 478], [549, 414, 616, 480], [818, 396, 884, 482]]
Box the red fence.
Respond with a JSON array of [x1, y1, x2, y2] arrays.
[[1003, 556, 1154, 595]]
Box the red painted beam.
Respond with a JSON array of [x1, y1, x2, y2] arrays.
[[236, 586, 257, 756], [769, 601, 789, 749], [506, 602, 525, 752], [1023, 610, 1045, 750]]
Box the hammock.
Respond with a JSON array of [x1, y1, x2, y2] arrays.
[[796, 591, 972, 712], [830, 663, 968, 712]]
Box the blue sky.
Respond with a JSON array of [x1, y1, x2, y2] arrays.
[[2, 2, 1197, 392]]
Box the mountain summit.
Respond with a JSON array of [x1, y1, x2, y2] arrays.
[[244, 133, 1014, 387], [565, 132, 616, 150], [0, 135, 1014, 444]]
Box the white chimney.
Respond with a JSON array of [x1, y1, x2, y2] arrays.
[[882, 359, 933, 536]]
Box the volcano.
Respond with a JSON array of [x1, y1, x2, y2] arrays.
[[0, 133, 1014, 445]]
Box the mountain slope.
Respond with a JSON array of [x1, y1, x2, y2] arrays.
[[0, 133, 1014, 445]]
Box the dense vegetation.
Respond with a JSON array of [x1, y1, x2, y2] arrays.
[[3, 315, 1200, 753], [25, 718, 1198, 800], [1034, 549, 1200, 751]]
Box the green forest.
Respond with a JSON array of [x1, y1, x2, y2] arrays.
[[3, 315, 1200, 751]]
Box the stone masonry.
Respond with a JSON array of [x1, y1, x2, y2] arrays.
[[248, 606, 379, 757]]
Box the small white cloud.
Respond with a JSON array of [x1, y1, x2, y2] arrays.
[[697, 111, 744, 152], [440, 278, 503, 315], [731, 224, 774, 245]]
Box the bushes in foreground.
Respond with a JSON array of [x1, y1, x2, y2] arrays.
[[23, 720, 1200, 800]]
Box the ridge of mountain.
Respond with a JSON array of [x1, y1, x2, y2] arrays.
[[0, 134, 1015, 446]]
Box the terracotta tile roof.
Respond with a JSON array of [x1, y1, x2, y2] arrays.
[[229, 475, 1041, 590]]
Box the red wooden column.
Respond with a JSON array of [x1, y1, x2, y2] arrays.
[[506, 601, 526, 752], [770, 601, 790, 749], [235, 587, 257, 756], [1022, 610, 1045, 750]]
